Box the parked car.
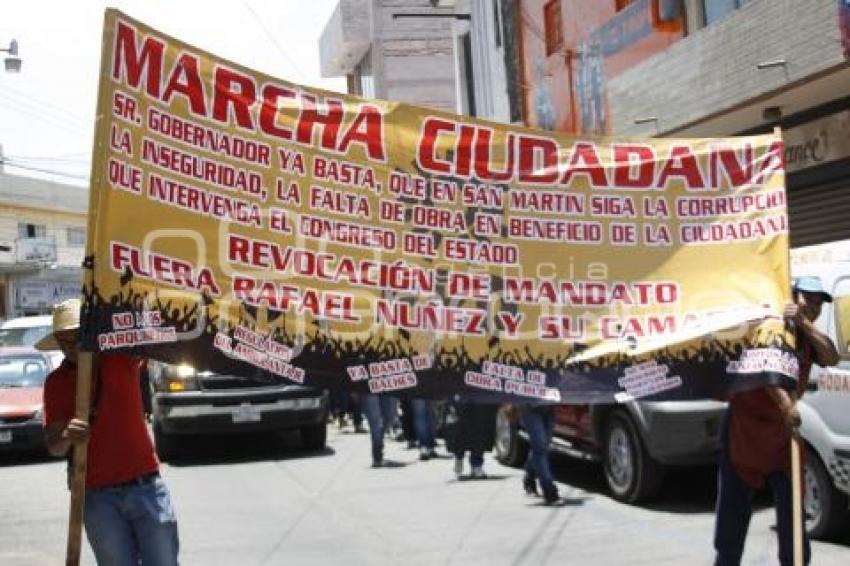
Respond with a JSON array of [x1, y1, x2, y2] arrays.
[[494, 398, 725, 503], [146, 360, 329, 460], [0, 347, 53, 454], [792, 242, 850, 539], [0, 315, 63, 368]]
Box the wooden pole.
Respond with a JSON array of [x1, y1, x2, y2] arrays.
[[65, 352, 94, 566], [774, 123, 804, 566], [791, 432, 804, 566]]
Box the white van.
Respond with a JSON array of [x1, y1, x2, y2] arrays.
[[791, 241, 850, 539], [0, 315, 62, 368]]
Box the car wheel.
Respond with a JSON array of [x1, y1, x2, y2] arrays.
[[603, 411, 663, 503], [301, 422, 327, 451], [804, 446, 849, 540], [494, 406, 528, 467], [153, 422, 178, 462]]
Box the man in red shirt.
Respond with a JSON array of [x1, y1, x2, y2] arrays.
[[40, 299, 180, 565], [713, 278, 839, 566]]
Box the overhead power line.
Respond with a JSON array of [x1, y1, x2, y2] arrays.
[[1, 83, 91, 127], [242, 1, 310, 82], [1, 158, 90, 182], [5, 153, 91, 164]]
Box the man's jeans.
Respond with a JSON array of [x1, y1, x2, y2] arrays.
[[361, 394, 399, 462], [714, 417, 810, 566], [412, 398, 435, 449], [521, 407, 555, 490], [84, 475, 179, 566]]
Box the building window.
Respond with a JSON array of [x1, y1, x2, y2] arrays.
[[18, 223, 46, 239], [461, 32, 477, 117], [351, 50, 374, 99], [703, 0, 751, 26], [66, 227, 85, 247], [544, 0, 563, 56], [493, 0, 503, 48]]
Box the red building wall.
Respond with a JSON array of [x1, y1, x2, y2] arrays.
[[518, 0, 686, 134]]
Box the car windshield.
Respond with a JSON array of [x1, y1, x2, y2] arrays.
[[0, 326, 51, 348], [0, 355, 49, 387]]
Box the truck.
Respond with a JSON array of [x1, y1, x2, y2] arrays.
[[791, 241, 850, 539], [146, 360, 329, 461]]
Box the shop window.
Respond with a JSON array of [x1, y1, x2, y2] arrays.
[[66, 226, 85, 247], [703, 0, 751, 26], [18, 223, 46, 239], [354, 50, 374, 99], [461, 32, 477, 117], [652, 0, 685, 31], [493, 0, 503, 48], [347, 51, 374, 98], [544, 0, 563, 56]]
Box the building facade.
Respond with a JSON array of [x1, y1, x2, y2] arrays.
[[319, 0, 458, 110], [319, 0, 850, 248], [513, 0, 850, 247], [0, 166, 87, 318]]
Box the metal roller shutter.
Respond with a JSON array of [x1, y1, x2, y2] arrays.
[[787, 170, 850, 248]]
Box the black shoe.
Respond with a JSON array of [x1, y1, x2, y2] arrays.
[[523, 477, 538, 496], [542, 485, 559, 505]]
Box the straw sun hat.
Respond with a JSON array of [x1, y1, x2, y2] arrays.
[[34, 298, 81, 351]]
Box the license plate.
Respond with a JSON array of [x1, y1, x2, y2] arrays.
[[231, 404, 261, 423], [0, 430, 11, 444]]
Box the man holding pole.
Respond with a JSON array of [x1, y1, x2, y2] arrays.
[[713, 278, 839, 566], [39, 298, 180, 565]]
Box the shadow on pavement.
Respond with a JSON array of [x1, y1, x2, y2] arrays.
[[454, 473, 510, 482], [525, 496, 588, 508], [543, 452, 743, 516], [548, 452, 608, 496], [371, 459, 407, 468], [165, 430, 336, 467], [0, 450, 60, 468], [642, 465, 719, 513]]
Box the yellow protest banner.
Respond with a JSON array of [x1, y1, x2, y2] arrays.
[[81, 9, 797, 402]]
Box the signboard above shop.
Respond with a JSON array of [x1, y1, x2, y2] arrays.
[[15, 279, 79, 310], [14, 237, 57, 264], [783, 110, 850, 174]]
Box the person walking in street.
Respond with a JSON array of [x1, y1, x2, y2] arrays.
[[397, 398, 417, 448], [40, 299, 180, 565], [520, 404, 559, 504], [412, 398, 439, 460], [713, 277, 839, 566], [361, 393, 399, 467], [331, 389, 365, 433], [443, 397, 497, 479]]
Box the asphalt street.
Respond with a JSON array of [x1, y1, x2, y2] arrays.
[[1, 426, 848, 565]]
